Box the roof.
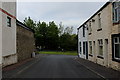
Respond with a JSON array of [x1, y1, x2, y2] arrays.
[[77, 2, 110, 30], [16, 20, 35, 33]]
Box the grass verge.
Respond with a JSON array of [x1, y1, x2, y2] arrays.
[[38, 51, 77, 56]]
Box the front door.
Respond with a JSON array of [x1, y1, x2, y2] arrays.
[[83, 42, 88, 59]]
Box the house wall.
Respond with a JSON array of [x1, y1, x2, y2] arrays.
[[78, 26, 88, 59], [2, 2, 17, 67], [17, 25, 35, 62], [87, 3, 112, 66], [86, 3, 120, 71], [0, 2, 2, 66]]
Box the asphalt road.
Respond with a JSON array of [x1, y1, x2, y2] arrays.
[[3, 54, 103, 78]]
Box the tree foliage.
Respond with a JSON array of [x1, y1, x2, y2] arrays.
[[24, 16, 77, 51]]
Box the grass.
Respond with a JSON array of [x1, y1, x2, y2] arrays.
[[38, 51, 77, 56]]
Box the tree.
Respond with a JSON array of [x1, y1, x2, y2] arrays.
[[23, 17, 77, 51], [46, 21, 59, 50], [23, 16, 36, 30]]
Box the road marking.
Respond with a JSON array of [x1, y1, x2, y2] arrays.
[[10, 57, 41, 78], [75, 59, 106, 79]]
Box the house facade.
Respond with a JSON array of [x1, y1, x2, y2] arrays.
[[0, 1, 2, 67], [0, 2, 17, 67], [78, 24, 88, 59], [78, 2, 120, 71]]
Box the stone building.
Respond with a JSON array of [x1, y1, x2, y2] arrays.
[[78, 2, 120, 71], [16, 20, 35, 62], [0, 2, 17, 67]]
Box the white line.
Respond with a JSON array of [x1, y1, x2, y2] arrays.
[[76, 59, 106, 79], [10, 58, 41, 78]]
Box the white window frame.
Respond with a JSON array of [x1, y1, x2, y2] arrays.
[[98, 39, 103, 56], [98, 13, 101, 29], [113, 2, 120, 23], [7, 16, 11, 27], [88, 21, 92, 34], [89, 41, 92, 54], [113, 37, 120, 60]]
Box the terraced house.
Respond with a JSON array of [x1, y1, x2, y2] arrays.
[[0, 2, 17, 67], [78, 2, 120, 71]]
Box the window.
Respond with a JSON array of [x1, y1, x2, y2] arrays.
[[98, 13, 101, 29], [83, 42, 85, 55], [89, 41, 92, 54], [113, 2, 120, 23], [83, 25, 85, 37], [7, 16, 11, 27], [79, 42, 82, 54], [88, 21, 92, 34], [113, 37, 120, 60], [98, 39, 103, 56]]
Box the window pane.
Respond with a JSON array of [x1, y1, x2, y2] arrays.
[[114, 37, 118, 43], [99, 46, 103, 56], [115, 44, 120, 58]]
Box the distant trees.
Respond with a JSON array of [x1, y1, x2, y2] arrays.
[[23, 17, 77, 51]]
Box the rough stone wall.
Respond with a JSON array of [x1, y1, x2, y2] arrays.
[[17, 25, 35, 62]]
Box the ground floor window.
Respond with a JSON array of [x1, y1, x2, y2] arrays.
[[98, 39, 103, 56], [113, 36, 120, 61], [79, 42, 82, 54], [89, 41, 92, 54]]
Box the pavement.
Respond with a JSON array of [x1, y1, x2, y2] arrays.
[[2, 54, 120, 80]]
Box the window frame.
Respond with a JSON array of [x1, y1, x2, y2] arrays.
[[98, 13, 102, 29], [113, 37, 120, 60], [83, 25, 85, 37], [112, 2, 120, 23], [98, 39, 103, 56], [7, 16, 11, 27], [88, 21, 92, 35], [89, 41, 92, 55], [79, 42, 82, 54]]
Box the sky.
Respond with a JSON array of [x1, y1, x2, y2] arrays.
[[17, 2, 106, 34]]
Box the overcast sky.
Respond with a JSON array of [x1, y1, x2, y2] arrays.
[[17, 2, 106, 34]]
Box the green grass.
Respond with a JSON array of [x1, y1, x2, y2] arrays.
[[39, 51, 77, 56]]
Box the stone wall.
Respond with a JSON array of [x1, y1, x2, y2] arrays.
[[17, 22, 35, 62]]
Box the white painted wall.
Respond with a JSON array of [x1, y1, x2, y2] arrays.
[[0, 1, 2, 66], [2, 2, 17, 67], [78, 26, 88, 59]]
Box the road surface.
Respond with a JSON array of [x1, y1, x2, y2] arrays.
[[3, 54, 103, 78]]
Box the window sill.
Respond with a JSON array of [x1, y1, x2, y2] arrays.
[[89, 54, 93, 57], [113, 22, 120, 25], [97, 56, 104, 59], [97, 28, 102, 31], [112, 58, 120, 63], [89, 33, 92, 35]]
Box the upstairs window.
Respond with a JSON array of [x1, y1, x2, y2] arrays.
[[113, 2, 120, 23], [98, 13, 101, 29], [88, 21, 92, 35], [83, 25, 85, 37], [7, 16, 11, 27]]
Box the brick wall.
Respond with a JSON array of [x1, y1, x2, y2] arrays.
[[17, 24, 35, 62]]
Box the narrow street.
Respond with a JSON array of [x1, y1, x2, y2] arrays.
[[3, 54, 104, 79]]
